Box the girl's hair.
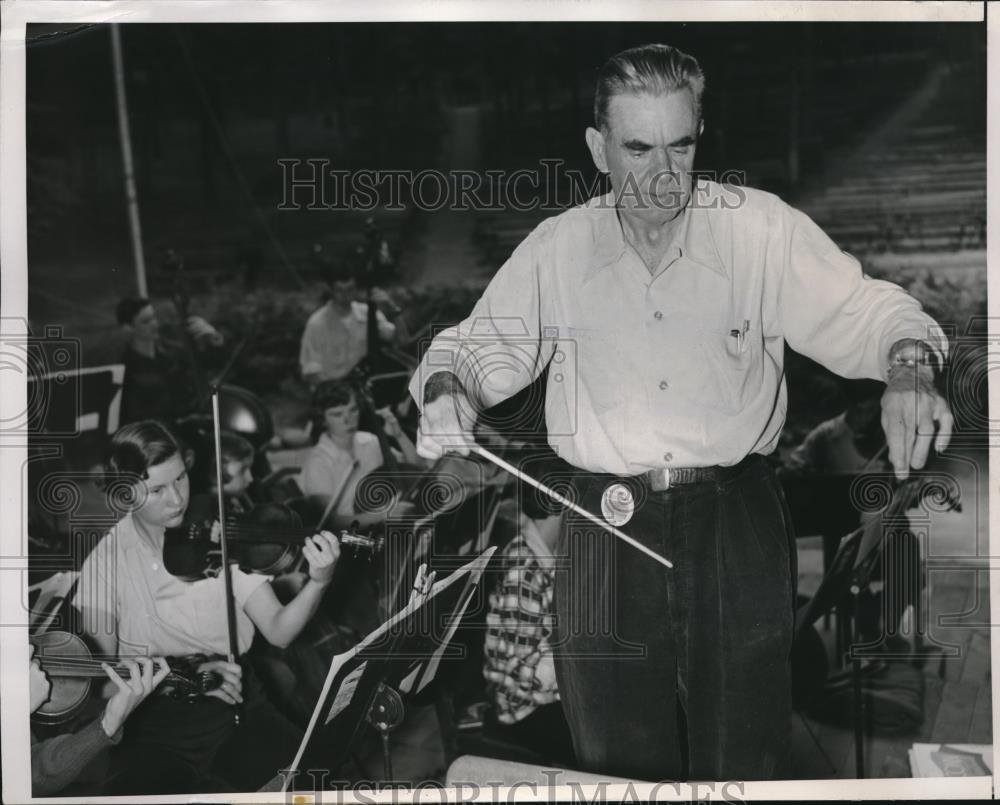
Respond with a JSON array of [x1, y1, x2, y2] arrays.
[[213, 431, 255, 485], [313, 380, 356, 414], [106, 419, 182, 483], [311, 380, 357, 439]]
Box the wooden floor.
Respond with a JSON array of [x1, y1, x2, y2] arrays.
[[790, 566, 992, 779]]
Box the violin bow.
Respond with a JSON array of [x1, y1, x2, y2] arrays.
[[211, 387, 243, 725], [472, 446, 673, 570], [315, 459, 360, 532]]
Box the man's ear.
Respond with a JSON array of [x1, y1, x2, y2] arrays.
[[698, 118, 705, 137], [585, 127, 609, 173]]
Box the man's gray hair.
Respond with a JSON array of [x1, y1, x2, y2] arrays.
[[594, 43, 706, 131]]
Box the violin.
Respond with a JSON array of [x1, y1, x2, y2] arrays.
[[349, 379, 426, 515], [163, 500, 383, 582], [30, 631, 223, 726]]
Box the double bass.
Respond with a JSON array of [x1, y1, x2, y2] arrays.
[[164, 250, 276, 478]]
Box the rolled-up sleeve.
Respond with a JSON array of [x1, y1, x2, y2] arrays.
[[408, 225, 554, 410], [773, 205, 948, 380]]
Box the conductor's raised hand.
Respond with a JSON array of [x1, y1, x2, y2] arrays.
[[881, 364, 953, 480], [417, 392, 477, 460], [303, 530, 341, 585], [101, 656, 171, 736], [199, 659, 243, 706]]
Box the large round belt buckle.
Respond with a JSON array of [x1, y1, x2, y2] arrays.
[[601, 482, 634, 527]]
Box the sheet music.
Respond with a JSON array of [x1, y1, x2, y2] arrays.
[[282, 546, 496, 791]]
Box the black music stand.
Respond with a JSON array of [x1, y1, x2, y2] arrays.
[[281, 547, 496, 792], [794, 475, 946, 779]]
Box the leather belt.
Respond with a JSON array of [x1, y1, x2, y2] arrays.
[[641, 466, 719, 491], [639, 455, 760, 491]]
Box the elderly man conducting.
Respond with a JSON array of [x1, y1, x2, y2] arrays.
[[409, 44, 951, 781]]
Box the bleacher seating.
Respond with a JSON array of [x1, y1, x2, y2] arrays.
[[799, 65, 985, 255], [471, 48, 984, 267]]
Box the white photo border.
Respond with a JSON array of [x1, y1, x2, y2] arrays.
[[1, 0, 992, 802]]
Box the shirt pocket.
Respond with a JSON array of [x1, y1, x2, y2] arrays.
[[669, 318, 759, 415]]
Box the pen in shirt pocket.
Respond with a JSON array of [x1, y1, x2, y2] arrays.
[[729, 320, 750, 353]]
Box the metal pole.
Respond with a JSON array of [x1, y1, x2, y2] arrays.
[[110, 24, 148, 297]]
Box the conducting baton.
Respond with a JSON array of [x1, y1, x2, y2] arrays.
[[472, 445, 673, 569]]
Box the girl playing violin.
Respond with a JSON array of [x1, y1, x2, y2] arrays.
[[30, 644, 169, 795], [72, 419, 340, 794], [301, 380, 421, 529]]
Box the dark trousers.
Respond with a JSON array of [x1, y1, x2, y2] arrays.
[[486, 702, 577, 767], [551, 455, 797, 782], [106, 664, 302, 794]]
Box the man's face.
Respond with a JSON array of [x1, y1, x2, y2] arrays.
[[323, 396, 360, 439], [329, 279, 357, 309], [586, 90, 703, 224], [134, 454, 190, 530], [130, 304, 160, 341]]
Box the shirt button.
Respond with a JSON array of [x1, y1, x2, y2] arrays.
[[663, 452, 673, 463], [654, 311, 663, 320], [659, 380, 669, 390], [151, 562, 159, 571]]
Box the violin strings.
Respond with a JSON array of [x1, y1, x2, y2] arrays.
[[221, 526, 312, 539], [39, 657, 170, 677]]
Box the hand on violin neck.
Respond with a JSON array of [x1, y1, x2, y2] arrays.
[[101, 656, 171, 736], [304, 530, 341, 585]]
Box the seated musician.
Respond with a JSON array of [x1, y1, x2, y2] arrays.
[[300, 380, 421, 530], [72, 420, 340, 794], [30, 643, 169, 795], [299, 265, 402, 389], [482, 459, 575, 767], [116, 297, 224, 426], [186, 430, 256, 514]]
